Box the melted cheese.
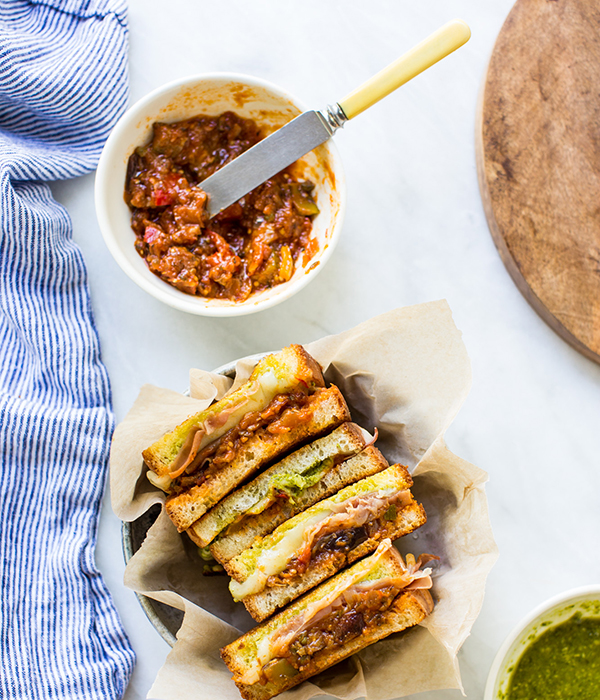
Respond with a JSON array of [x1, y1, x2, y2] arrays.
[[193, 369, 280, 452], [229, 510, 329, 601], [229, 488, 399, 602], [146, 471, 173, 493], [166, 369, 285, 480]]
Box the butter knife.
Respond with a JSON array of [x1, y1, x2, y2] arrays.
[[203, 19, 470, 217]]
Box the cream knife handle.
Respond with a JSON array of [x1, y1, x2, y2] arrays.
[[337, 19, 471, 120]]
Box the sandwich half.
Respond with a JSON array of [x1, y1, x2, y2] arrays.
[[188, 422, 387, 559], [165, 384, 351, 531], [227, 464, 427, 622], [221, 539, 436, 700], [142, 345, 353, 531]]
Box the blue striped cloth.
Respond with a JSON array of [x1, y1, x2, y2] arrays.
[[0, 1, 135, 697]]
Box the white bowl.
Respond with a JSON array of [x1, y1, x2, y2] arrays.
[[484, 585, 600, 699], [95, 73, 346, 316]]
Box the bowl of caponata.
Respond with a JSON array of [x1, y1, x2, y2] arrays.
[[95, 73, 345, 316]]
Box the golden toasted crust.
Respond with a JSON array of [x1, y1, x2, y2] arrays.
[[165, 386, 351, 531], [221, 588, 434, 700], [142, 344, 325, 478], [207, 445, 389, 564], [185, 525, 205, 548], [142, 445, 170, 478], [241, 499, 427, 622], [290, 345, 324, 390]]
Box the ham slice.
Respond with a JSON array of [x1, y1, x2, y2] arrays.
[[238, 541, 437, 684], [293, 489, 412, 570], [167, 382, 259, 478], [231, 488, 415, 601], [167, 426, 206, 479]]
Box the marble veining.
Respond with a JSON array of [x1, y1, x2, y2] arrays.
[[49, 1, 600, 697]]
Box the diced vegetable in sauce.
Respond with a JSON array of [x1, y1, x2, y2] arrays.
[[124, 112, 320, 301]]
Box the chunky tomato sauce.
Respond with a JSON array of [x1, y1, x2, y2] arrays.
[[288, 587, 399, 668], [124, 111, 320, 301]]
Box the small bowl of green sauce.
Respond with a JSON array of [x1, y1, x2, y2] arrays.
[[485, 586, 600, 700]]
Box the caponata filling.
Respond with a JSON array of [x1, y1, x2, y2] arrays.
[[169, 389, 317, 495], [265, 492, 411, 588], [124, 111, 320, 301]]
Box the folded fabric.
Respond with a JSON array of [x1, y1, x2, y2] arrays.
[[0, 1, 135, 698]]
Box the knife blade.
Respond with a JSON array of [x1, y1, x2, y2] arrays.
[[202, 19, 471, 218], [203, 108, 343, 217]]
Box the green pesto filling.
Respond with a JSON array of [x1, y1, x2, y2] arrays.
[[213, 457, 335, 535], [267, 457, 333, 503], [383, 503, 397, 521]]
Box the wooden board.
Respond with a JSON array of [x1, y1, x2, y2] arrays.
[[476, 0, 600, 364]]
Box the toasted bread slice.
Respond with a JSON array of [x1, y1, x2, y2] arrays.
[[204, 445, 389, 563], [227, 465, 427, 622], [224, 590, 432, 700], [188, 422, 369, 549], [165, 386, 351, 531], [242, 500, 426, 622], [143, 345, 324, 483], [221, 543, 434, 700]]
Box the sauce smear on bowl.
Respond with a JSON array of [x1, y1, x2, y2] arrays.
[[508, 614, 600, 700], [124, 111, 320, 301]]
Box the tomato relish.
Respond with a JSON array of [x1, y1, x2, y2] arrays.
[[124, 111, 320, 301]]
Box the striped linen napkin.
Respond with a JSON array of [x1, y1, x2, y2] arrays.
[[0, 1, 135, 697]]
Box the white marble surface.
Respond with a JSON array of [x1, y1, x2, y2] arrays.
[[49, 1, 600, 698]]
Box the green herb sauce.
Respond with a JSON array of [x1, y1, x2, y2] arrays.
[[268, 456, 333, 502], [508, 614, 600, 700]]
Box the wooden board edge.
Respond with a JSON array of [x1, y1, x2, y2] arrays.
[[474, 42, 600, 366]]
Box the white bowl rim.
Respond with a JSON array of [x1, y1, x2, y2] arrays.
[[484, 584, 600, 700], [95, 71, 346, 317]]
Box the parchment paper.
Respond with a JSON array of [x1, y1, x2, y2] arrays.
[[110, 300, 499, 700]]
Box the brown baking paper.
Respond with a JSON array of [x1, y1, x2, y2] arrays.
[[110, 300, 498, 700]]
